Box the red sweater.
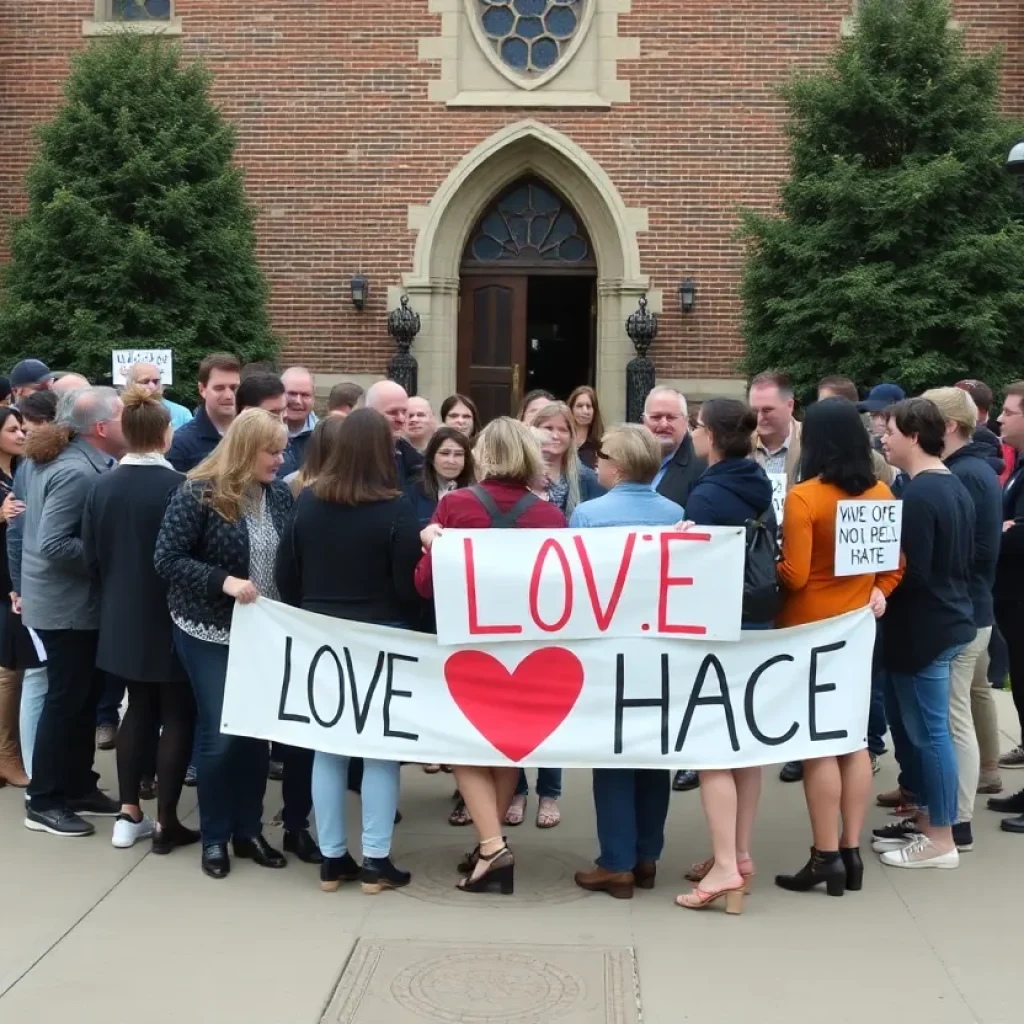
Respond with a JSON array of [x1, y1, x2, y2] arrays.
[[414, 479, 566, 598]]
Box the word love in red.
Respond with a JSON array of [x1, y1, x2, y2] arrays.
[[443, 648, 584, 762], [456, 529, 727, 640]]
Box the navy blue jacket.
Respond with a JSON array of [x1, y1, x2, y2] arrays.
[[166, 406, 223, 474], [945, 441, 1003, 628], [996, 455, 1024, 601], [684, 458, 774, 529], [972, 425, 1005, 476]]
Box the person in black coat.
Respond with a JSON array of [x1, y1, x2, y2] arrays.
[[82, 387, 196, 853], [155, 408, 294, 880], [643, 387, 707, 511], [276, 408, 419, 894]]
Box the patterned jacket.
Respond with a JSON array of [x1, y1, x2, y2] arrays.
[[154, 478, 294, 634]]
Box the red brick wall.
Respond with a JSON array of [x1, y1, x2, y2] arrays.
[[1, 2, 1021, 382]]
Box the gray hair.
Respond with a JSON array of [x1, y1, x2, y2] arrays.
[[57, 386, 122, 434], [643, 386, 688, 419]]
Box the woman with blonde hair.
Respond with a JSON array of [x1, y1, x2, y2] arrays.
[[567, 385, 605, 469], [415, 417, 565, 892], [155, 408, 294, 880]]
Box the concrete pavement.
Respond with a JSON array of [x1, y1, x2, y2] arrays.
[[1, 693, 1021, 1024]]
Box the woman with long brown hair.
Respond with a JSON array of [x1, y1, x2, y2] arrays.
[[277, 408, 421, 895], [155, 409, 293, 880], [567, 385, 604, 469], [412, 426, 475, 527], [439, 393, 480, 439]]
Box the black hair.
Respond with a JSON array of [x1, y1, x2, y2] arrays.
[[235, 372, 285, 413], [799, 397, 875, 496], [700, 398, 757, 459], [19, 389, 58, 423], [421, 426, 475, 501], [887, 397, 946, 458]]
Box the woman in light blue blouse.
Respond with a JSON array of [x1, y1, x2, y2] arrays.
[[569, 424, 683, 899]]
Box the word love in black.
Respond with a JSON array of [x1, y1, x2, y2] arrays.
[[276, 636, 419, 742], [613, 641, 849, 755]]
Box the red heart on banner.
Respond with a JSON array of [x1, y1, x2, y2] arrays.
[[443, 648, 585, 762]]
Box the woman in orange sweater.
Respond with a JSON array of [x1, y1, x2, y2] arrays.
[[774, 398, 904, 897]]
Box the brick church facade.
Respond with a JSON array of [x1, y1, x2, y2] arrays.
[[1, 2, 1021, 420]]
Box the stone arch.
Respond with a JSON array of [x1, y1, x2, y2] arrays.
[[399, 120, 651, 423]]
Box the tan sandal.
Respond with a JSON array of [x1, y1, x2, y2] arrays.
[[535, 796, 561, 829], [675, 881, 745, 914], [685, 856, 754, 893], [504, 794, 526, 826], [423, 764, 441, 774]]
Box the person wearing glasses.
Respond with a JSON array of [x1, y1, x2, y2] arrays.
[[123, 362, 192, 431]]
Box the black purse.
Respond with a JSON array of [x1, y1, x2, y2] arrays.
[[742, 510, 782, 625]]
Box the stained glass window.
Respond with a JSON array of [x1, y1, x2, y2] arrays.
[[114, 0, 173, 20], [477, 0, 586, 77], [464, 179, 594, 266]]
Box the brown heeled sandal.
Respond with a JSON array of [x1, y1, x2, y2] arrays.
[[457, 842, 514, 895], [675, 880, 745, 914], [685, 856, 754, 893]]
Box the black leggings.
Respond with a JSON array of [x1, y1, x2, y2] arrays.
[[116, 678, 196, 827]]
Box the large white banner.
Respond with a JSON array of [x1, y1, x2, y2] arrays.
[[430, 525, 746, 647], [222, 600, 875, 770]]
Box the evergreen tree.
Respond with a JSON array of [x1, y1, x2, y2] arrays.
[[740, 0, 1024, 397], [0, 34, 278, 402]]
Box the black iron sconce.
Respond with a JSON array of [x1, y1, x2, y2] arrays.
[[350, 274, 369, 311], [679, 278, 697, 314]]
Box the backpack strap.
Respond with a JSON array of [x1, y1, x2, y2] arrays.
[[469, 484, 539, 529]]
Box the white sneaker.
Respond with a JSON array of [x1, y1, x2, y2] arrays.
[[111, 814, 155, 849], [879, 835, 959, 869]]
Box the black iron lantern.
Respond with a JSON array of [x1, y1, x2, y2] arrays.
[[678, 278, 697, 314], [625, 295, 658, 423], [387, 294, 421, 396], [350, 274, 369, 311]]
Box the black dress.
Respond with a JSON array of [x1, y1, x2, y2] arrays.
[[0, 462, 41, 671], [82, 462, 187, 682]]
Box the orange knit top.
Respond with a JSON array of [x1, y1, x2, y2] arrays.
[[776, 478, 904, 628]]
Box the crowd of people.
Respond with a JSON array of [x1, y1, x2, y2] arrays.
[[0, 353, 1021, 915]]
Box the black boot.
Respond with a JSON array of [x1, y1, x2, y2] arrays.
[[283, 828, 323, 864], [320, 853, 361, 892], [775, 847, 845, 897], [361, 856, 411, 894], [840, 847, 863, 891]]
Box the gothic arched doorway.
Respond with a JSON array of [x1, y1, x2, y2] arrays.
[[457, 177, 597, 422]]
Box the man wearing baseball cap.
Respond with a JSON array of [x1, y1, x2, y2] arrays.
[[9, 360, 53, 403]]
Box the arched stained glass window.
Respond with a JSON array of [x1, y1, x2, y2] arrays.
[[463, 179, 595, 267], [476, 0, 587, 78], [114, 0, 173, 20]]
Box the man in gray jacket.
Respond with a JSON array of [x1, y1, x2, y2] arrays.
[[21, 387, 126, 837]]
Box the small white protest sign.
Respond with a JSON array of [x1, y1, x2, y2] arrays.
[[768, 473, 787, 525], [112, 349, 174, 386], [834, 500, 902, 577]]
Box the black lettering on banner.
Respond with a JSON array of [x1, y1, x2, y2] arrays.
[[383, 652, 419, 741], [808, 641, 849, 742], [613, 653, 670, 755], [277, 636, 311, 724], [343, 648, 386, 734], [674, 655, 740, 753], [744, 654, 798, 746], [307, 645, 345, 728]]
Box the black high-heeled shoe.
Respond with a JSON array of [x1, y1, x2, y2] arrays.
[[457, 845, 514, 895], [840, 847, 863, 891], [457, 835, 508, 874], [774, 847, 845, 897]]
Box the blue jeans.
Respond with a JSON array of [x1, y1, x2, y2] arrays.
[[516, 767, 562, 799], [890, 645, 964, 828], [96, 674, 125, 728], [592, 768, 671, 872], [18, 666, 47, 781], [173, 628, 269, 845], [312, 752, 399, 859], [868, 625, 888, 756]]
